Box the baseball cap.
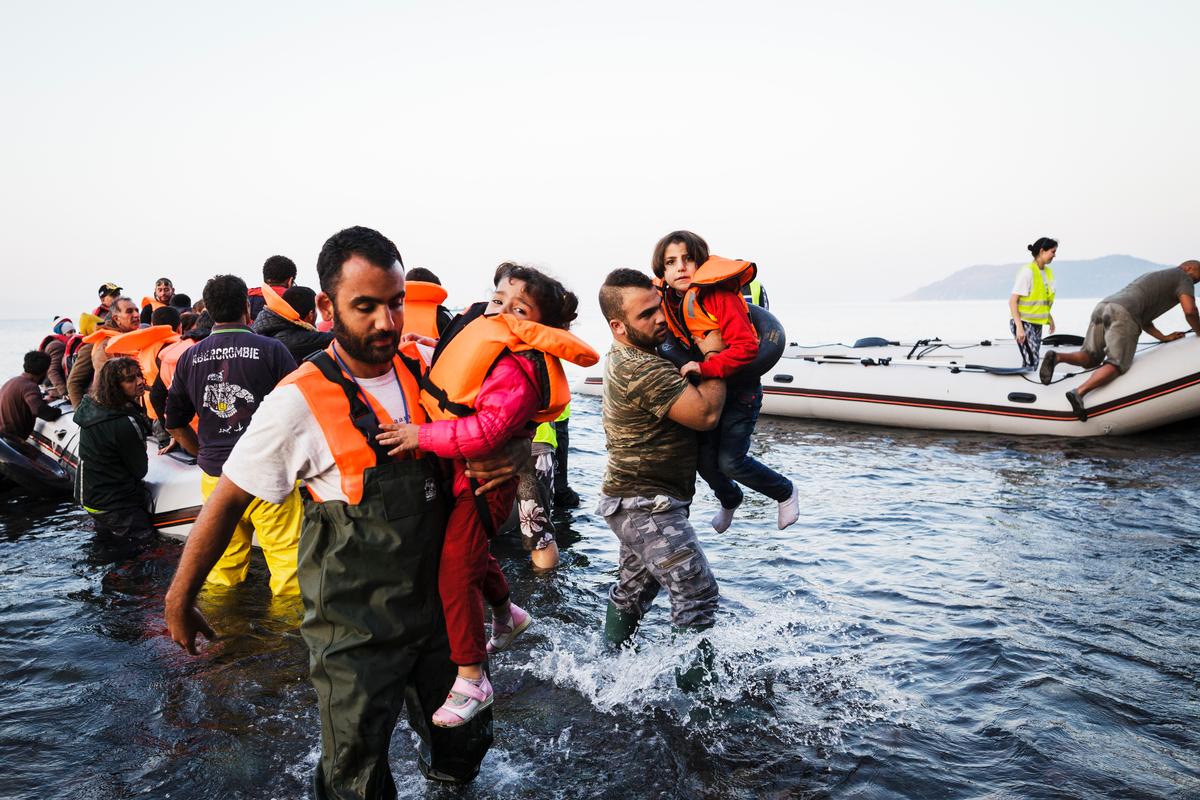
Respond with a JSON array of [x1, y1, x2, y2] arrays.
[[97, 282, 122, 298]]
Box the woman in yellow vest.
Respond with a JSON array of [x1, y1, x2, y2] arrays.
[[1009, 237, 1057, 368]]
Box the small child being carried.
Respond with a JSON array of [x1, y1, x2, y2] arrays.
[[652, 229, 799, 533], [378, 262, 597, 727]]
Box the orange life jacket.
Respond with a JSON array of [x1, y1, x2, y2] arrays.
[[260, 283, 300, 321], [402, 281, 449, 339], [106, 325, 180, 419], [659, 256, 757, 347], [418, 303, 599, 424], [157, 338, 196, 390], [278, 345, 428, 505], [141, 297, 166, 313], [81, 327, 121, 345]]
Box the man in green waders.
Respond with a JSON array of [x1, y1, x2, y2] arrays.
[[165, 226, 519, 798]]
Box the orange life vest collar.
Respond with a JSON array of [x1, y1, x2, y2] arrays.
[[418, 303, 599, 424], [141, 296, 167, 312], [280, 345, 428, 505], [106, 325, 178, 356], [402, 281, 450, 339], [81, 326, 121, 345], [261, 283, 300, 322]]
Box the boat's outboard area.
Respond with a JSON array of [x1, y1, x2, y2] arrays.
[[0, 431, 72, 497]]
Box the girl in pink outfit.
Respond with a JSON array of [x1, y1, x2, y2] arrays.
[[378, 263, 580, 728]]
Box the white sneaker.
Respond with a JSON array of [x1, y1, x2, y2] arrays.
[[711, 501, 740, 533], [777, 484, 800, 530]]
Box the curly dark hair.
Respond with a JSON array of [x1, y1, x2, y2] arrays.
[[23, 350, 51, 377], [317, 226, 403, 299], [651, 230, 710, 279], [492, 262, 578, 330], [262, 255, 297, 285], [202, 274, 250, 324], [92, 357, 144, 411]]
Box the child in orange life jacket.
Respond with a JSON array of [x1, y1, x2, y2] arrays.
[[652, 230, 800, 533], [377, 263, 593, 728]]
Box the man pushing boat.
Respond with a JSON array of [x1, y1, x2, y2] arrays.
[[1040, 260, 1200, 420]]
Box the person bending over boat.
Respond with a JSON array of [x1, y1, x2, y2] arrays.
[[1039, 260, 1200, 421], [166, 226, 513, 792], [0, 351, 62, 441], [164, 274, 302, 596], [74, 357, 156, 546], [596, 268, 724, 684], [652, 230, 799, 533], [1009, 237, 1057, 369]]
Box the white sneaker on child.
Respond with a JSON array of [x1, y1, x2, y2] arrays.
[[487, 602, 532, 654], [432, 674, 493, 728], [711, 501, 741, 533], [777, 483, 800, 530]]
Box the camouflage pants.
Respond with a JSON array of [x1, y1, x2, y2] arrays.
[[597, 493, 719, 628]]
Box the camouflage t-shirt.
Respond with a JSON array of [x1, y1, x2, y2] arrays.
[[601, 342, 698, 500]]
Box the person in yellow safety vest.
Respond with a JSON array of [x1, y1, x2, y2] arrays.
[[1009, 237, 1058, 369], [741, 277, 769, 309]]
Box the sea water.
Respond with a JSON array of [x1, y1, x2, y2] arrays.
[[1, 303, 1197, 799]]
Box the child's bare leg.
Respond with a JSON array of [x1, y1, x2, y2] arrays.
[[458, 663, 483, 679], [531, 540, 559, 570]]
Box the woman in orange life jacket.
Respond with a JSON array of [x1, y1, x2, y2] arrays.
[[377, 263, 593, 728], [653, 230, 799, 534]]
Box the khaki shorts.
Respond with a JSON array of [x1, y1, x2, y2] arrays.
[[1082, 301, 1141, 373]]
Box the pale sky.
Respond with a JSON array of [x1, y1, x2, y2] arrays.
[[2, 0, 1197, 319]]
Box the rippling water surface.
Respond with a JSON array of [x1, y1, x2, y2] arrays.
[[2, 317, 1199, 799]]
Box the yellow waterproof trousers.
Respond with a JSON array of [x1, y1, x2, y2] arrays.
[[199, 472, 302, 596]]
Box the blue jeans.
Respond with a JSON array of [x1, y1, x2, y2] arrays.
[[697, 383, 792, 509]]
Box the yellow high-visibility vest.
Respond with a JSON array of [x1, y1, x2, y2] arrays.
[[1017, 263, 1055, 325]]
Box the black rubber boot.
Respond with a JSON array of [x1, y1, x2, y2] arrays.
[[604, 600, 640, 649], [673, 634, 716, 693], [553, 418, 581, 508]]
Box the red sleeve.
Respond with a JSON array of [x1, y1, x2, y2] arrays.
[[697, 289, 759, 379], [416, 353, 542, 459]]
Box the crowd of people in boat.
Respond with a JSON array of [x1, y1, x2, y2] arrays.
[[2, 227, 1199, 796]]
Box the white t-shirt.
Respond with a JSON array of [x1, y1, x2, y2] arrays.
[[222, 371, 412, 505], [1011, 264, 1055, 297]]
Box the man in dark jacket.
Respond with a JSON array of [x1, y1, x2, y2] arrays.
[[251, 285, 334, 362], [74, 356, 155, 543]]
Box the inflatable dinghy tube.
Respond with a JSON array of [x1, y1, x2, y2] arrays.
[[657, 303, 787, 378], [0, 434, 72, 497]]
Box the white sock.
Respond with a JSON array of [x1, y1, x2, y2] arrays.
[[777, 484, 800, 530], [712, 503, 738, 533]]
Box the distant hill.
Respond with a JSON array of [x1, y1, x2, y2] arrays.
[[901, 255, 1170, 301]]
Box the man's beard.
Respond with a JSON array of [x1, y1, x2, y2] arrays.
[[625, 322, 667, 352], [333, 318, 399, 364]]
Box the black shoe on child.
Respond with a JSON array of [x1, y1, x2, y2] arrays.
[[1039, 351, 1058, 385], [1065, 390, 1088, 422]]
